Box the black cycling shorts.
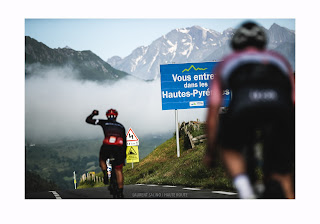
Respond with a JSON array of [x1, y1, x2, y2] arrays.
[[99, 144, 126, 167], [217, 107, 295, 174]]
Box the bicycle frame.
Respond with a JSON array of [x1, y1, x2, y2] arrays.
[[245, 128, 265, 198], [107, 157, 119, 198]]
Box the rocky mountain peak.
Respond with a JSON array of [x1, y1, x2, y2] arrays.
[[108, 23, 295, 80]]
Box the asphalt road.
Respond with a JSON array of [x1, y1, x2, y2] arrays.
[[26, 184, 238, 199]]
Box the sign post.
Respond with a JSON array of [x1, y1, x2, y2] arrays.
[[73, 171, 77, 189], [160, 62, 231, 157], [175, 109, 180, 157], [126, 128, 139, 168]]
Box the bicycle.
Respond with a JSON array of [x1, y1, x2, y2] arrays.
[[244, 127, 265, 198], [106, 156, 120, 198], [244, 122, 292, 199]]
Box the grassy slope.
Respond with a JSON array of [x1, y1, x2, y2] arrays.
[[78, 127, 234, 191], [26, 134, 172, 190], [26, 139, 102, 190], [123, 136, 234, 191]]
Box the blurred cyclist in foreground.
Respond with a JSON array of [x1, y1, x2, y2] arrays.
[[205, 21, 295, 199], [86, 109, 127, 198]]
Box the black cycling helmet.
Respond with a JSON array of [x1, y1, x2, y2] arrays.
[[231, 21, 267, 51], [106, 109, 118, 120]]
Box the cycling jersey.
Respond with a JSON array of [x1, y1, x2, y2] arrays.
[[86, 115, 127, 147], [210, 48, 295, 108], [86, 114, 127, 168]]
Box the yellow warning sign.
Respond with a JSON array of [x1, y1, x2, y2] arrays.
[[126, 146, 139, 163]]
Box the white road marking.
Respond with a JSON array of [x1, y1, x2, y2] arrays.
[[212, 191, 237, 195], [183, 187, 201, 191], [49, 191, 62, 199], [135, 184, 236, 196]]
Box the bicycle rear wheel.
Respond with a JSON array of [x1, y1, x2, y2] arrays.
[[245, 128, 265, 198], [109, 164, 119, 198]]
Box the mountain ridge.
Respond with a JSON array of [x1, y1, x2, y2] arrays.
[[25, 23, 295, 82], [25, 36, 130, 82], [108, 24, 295, 80]]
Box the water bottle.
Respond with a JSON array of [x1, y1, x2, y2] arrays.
[[107, 159, 112, 179]]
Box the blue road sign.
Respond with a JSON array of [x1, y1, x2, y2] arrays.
[[160, 62, 231, 110]]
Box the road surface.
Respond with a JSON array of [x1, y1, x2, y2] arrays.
[[26, 184, 238, 199]]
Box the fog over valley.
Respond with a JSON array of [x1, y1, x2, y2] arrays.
[[25, 65, 207, 144]]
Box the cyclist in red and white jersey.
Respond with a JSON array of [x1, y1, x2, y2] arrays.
[[205, 21, 295, 199], [86, 109, 126, 198]]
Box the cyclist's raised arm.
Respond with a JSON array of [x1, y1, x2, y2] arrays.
[[86, 110, 99, 125]]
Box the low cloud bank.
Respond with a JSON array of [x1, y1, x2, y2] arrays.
[[25, 65, 207, 143]]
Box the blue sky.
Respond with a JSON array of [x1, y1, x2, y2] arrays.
[[25, 19, 295, 61]]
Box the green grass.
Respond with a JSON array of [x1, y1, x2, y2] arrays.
[[26, 134, 171, 190], [123, 136, 233, 191], [78, 128, 234, 191]]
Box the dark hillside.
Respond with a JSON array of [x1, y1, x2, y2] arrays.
[[25, 36, 129, 81]]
